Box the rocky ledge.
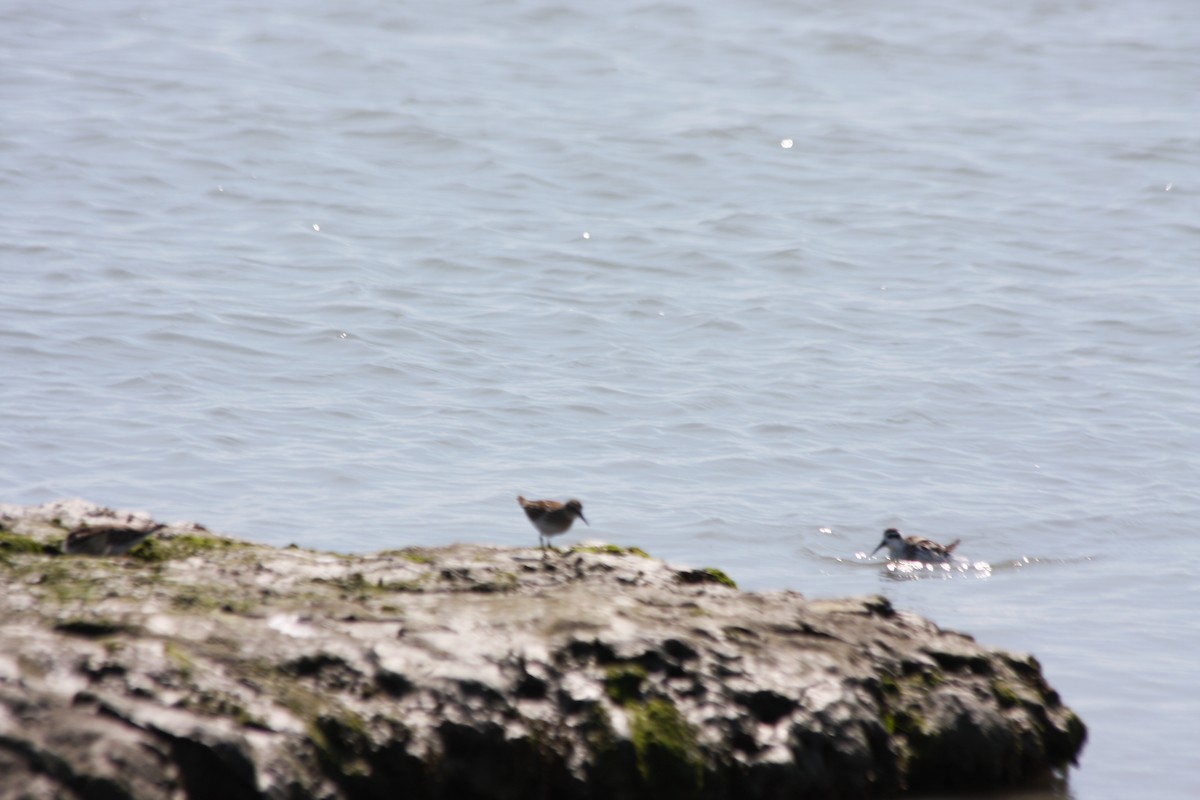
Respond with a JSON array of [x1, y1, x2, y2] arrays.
[[0, 500, 1085, 799]]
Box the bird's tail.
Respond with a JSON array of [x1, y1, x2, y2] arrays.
[[945, 539, 962, 553]]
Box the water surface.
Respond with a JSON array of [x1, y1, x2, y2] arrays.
[[3, 1, 1199, 796]]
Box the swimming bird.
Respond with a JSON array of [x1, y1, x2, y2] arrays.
[[871, 528, 961, 563], [517, 496, 588, 550], [63, 523, 166, 556]]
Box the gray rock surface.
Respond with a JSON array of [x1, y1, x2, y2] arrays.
[[0, 500, 1085, 799]]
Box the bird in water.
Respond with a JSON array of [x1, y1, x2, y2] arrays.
[[517, 496, 588, 551], [871, 528, 961, 563]]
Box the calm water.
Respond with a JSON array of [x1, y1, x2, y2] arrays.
[[3, 0, 1198, 796]]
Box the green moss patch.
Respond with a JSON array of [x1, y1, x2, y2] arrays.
[[309, 709, 373, 778], [887, 708, 926, 738], [571, 544, 652, 558], [677, 567, 738, 589], [472, 570, 518, 593], [379, 548, 435, 564], [630, 697, 704, 796], [604, 663, 648, 705], [31, 562, 107, 604], [0, 530, 56, 556], [878, 666, 946, 702], [129, 534, 249, 563], [702, 568, 736, 588], [992, 679, 1021, 709]]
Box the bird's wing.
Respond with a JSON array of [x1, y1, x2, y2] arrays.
[[520, 499, 559, 520]]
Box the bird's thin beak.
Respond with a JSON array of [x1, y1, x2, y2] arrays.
[[579, 512, 589, 526], [871, 541, 885, 556]]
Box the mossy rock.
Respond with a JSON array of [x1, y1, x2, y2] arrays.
[[876, 665, 946, 706], [309, 709, 374, 778], [471, 570, 519, 593], [571, 544, 652, 559], [1058, 710, 1088, 761], [630, 697, 704, 798], [129, 534, 249, 563], [583, 702, 618, 756], [31, 563, 108, 604], [675, 567, 737, 589], [881, 707, 926, 738], [878, 672, 901, 697], [380, 548, 435, 564], [604, 663, 648, 705], [992, 679, 1021, 709], [0, 530, 58, 556]]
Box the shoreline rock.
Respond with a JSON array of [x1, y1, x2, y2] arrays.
[[0, 500, 1085, 799]]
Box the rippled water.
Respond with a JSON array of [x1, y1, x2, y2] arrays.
[[3, 0, 1198, 796]]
